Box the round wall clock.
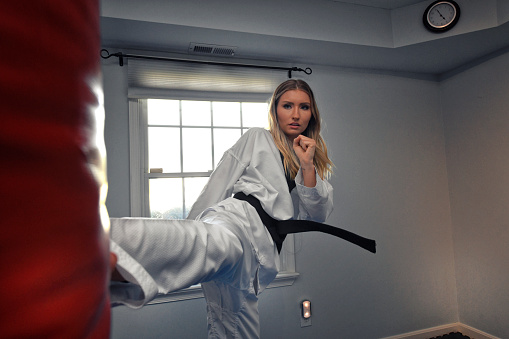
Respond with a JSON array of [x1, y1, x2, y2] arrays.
[[423, 0, 460, 33]]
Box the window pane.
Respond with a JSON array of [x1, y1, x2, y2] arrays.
[[148, 99, 180, 125], [182, 128, 212, 172], [184, 177, 210, 217], [148, 127, 181, 172], [213, 128, 241, 167], [212, 102, 241, 127], [181, 100, 211, 126], [149, 178, 184, 219], [242, 102, 268, 127]]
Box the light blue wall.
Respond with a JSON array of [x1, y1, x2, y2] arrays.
[[442, 51, 509, 339], [103, 56, 486, 337]]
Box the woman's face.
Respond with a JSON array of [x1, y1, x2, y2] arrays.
[[276, 89, 312, 140]]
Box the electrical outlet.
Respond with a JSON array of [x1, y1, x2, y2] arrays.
[[300, 300, 312, 327]]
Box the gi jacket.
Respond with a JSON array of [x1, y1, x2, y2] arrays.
[[187, 127, 333, 223]]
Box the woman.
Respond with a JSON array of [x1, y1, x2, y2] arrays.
[[110, 79, 334, 338]]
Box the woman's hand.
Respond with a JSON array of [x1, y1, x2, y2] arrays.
[[293, 135, 316, 168], [293, 135, 317, 187]]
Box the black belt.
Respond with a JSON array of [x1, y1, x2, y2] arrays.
[[234, 192, 376, 254]]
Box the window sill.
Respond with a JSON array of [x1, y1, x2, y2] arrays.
[[146, 271, 300, 305]]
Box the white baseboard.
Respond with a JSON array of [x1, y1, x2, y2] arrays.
[[457, 323, 501, 339], [380, 322, 501, 339]]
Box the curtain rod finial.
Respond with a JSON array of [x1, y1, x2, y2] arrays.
[[100, 49, 110, 59]]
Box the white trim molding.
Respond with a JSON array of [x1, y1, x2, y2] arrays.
[[147, 271, 299, 305], [458, 323, 502, 339], [128, 99, 148, 217], [380, 322, 501, 339]]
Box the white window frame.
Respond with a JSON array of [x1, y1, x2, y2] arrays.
[[128, 96, 298, 304]]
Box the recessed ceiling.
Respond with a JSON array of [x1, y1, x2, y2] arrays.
[[100, 0, 509, 80]]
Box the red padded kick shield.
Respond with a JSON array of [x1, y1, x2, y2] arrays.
[[0, 1, 111, 338]]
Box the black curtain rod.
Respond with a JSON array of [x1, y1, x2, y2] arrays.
[[100, 49, 312, 79]]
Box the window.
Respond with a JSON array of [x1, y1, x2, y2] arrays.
[[126, 55, 298, 303], [145, 98, 268, 220]]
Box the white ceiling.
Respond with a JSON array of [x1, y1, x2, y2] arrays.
[[100, 0, 509, 80], [332, 0, 424, 9]]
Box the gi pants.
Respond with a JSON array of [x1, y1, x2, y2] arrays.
[[110, 198, 279, 339]]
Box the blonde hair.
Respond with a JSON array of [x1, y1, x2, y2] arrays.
[[268, 79, 333, 180]]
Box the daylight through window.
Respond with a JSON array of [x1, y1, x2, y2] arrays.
[[146, 99, 269, 219]]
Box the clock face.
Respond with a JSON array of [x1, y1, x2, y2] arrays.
[[424, 1, 460, 32]]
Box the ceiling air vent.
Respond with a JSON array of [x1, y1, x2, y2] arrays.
[[189, 43, 237, 57]]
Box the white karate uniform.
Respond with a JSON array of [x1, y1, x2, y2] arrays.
[[110, 128, 333, 338]]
